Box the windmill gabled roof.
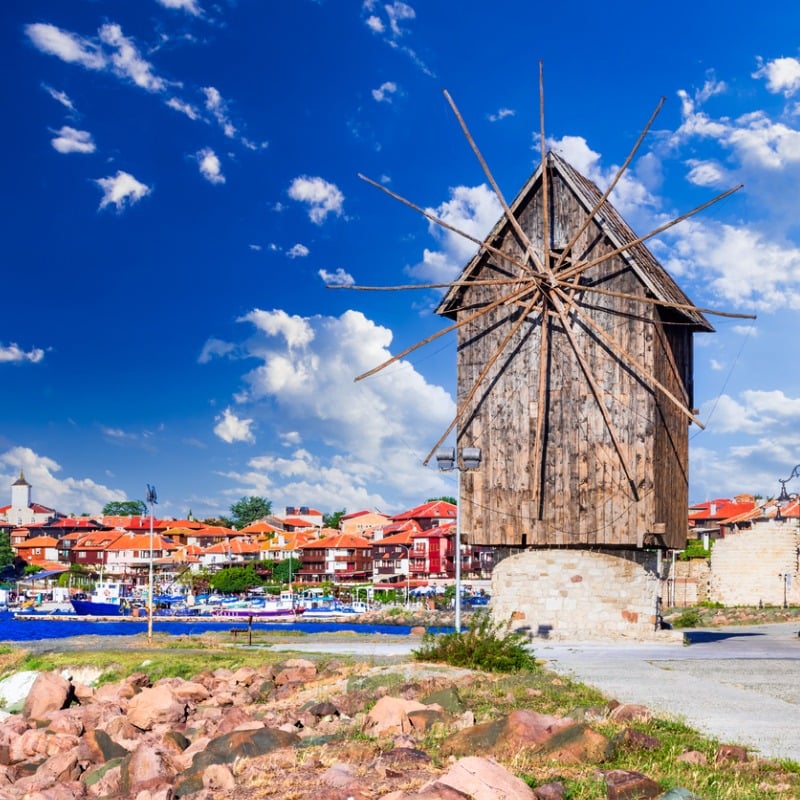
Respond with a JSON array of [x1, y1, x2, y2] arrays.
[[436, 150, 713, 333]]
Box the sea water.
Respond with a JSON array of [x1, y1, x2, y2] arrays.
[[0, 610, 450, 643]]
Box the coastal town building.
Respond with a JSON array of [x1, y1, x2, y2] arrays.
[[3, 470, 800, 606], [0, 471, 59, 527]]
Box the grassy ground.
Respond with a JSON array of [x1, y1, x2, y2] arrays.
[[2, 624, 800, 799], [663, 604, 800, 629]]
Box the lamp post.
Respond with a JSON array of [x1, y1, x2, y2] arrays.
[[435, 446, 482, 633], [146, 484, 157, 645], [395, 543, 412, 607]]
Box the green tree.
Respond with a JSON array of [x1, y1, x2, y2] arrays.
[[229, 496, 272, 529], [427, 496, 457, 506], [323, 509, 346, 529], [209, 565, 261, 593], [271, 557, 301, 584], [102, 500, 147, 516], [0, 531, 13, 569]]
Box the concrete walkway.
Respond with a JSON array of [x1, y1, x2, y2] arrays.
[[533, 622, 800, 763], [273, 622, 800, 763]]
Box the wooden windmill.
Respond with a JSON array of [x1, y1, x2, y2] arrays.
[[344, 68, 754, 553]]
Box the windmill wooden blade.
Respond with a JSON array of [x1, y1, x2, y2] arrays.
[[549, 293, 641, 500], [443, 89, 547, 276], [553, 285, 705, 428], [554, 96, 665, 272], [422, 289, 543, 465], [556, 280, 756, 321], [354, 283, 533, 382], [558, 183, 744, 284]]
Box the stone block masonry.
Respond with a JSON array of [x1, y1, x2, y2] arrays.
[[491, 549, 680, 641], [708, 522, 800, 607]]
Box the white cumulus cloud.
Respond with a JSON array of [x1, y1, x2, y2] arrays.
[[0, 446, 127, 516], [406, 184, 502, 283], [95, 171, 151, 211], [214, 307, 456, 512], [196, 147, 225, 184], [26, 23, 107, 70], [0, 343, 45, 364], [51, 126, 95, 154], [155, 0, 203, 15], [753, 56, 800, 97], [287, 244, 310, 259], [288, 176, 344, 224], [319, 268, 355, 286], [372, 81, 398, 103], [214, 407, 255, 444]]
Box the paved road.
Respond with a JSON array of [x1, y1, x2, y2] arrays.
[[536, 623, 800, 763], [273, 622, 800, 763]]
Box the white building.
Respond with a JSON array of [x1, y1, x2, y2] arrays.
[[0, 471, 58, 527]]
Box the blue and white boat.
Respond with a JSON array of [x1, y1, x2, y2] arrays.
[[70, 582, 128, 616]]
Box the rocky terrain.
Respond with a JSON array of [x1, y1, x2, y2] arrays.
[[1, 641, 797, 800]]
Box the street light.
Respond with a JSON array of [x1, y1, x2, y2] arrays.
[[395, 543, 412, 607], [435, 446, 482, 632], [146, 484, 157, 645]]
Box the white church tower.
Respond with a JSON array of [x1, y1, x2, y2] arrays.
[[11, 470, 31, 512], [2, 470, 56, 527]]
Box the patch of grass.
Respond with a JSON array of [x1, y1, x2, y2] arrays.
[[670, 608, 701, 629], [346, 671, 408, 695], [412, 612, 538, 673]]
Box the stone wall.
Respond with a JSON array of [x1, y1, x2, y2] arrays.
[[490, 549, 676, 641], [667, 558, 710, 608], [708, 522, 800, 607]]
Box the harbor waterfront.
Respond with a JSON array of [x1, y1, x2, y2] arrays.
[[0, 609, 452, 644]]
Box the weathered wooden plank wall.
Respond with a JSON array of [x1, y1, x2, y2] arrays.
[[455, 168, 692, 550]]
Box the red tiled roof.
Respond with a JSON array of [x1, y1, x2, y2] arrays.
[[377, 529, 417, 546], [15, 535, 59, 548], [204, 537, 261, 555], [688, 498, 757, 522], [104, 532, 177, 551], [48, 517, 103, 529], [341, 510, 371, 520], [379, 520, 421, 536], [392, 501, 457, 521], [195, 525, 237, 537], [299, 533, 371, 550], [412, 522, 455, 538], [282, 517, 314, 528], [239, 521, 282, 534]]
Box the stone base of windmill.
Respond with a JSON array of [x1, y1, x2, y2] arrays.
[[490, 548, 683, 642]]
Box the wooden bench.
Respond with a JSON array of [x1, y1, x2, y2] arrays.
[[229, 626, 251, 643]]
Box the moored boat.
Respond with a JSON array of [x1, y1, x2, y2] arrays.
[[211, 590, 305, 619], [302, 600, 369, 619], [70, 582, 129, 617]]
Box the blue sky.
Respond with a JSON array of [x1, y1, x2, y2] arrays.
[[2, 0, 800, 519]]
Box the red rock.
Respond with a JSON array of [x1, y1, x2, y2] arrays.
[[363, 696, 430, 736], [609, 704, 652, 723], [715, 744, 748, 763], [676, 750, 707, 765], [431, 756, 535, 800], [604, 769, 662, 799], [22, 673, 71, 721], [201, 763, 235, 790], [126, 685, 186, 731]]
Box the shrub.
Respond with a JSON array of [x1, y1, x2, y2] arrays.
[[670, 608, 700, 628], [412, 612, 538, 673]]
